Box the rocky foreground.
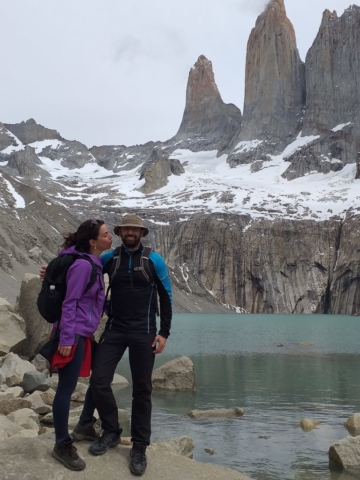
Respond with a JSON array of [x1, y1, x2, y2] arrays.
[[0, 434, 252, 480]]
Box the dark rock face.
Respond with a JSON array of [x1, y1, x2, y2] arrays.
[[154, 213, 360, 314], [283, 5, 360, 178], [4, 118, 62, 145], [7, 146, 44, 177], [237, 0, 305, 143], [39, 140, 94, 169], [303, 6, 360, 139], [173, 55, 242, 152], [139, 156, 172, 193], [0, 122, 17, 151], [90, 142, 158, 172], [330, 209, 360, 315]]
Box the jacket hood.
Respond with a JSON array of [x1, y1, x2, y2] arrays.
[[58, 245, 103, 268]]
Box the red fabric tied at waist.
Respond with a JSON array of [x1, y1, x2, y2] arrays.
[[50, 336, 93, 377]]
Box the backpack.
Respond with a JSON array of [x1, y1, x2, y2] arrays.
[[37, 254, 98, 324], [103, 246, 158, 316]]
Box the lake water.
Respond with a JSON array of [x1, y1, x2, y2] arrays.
[[114, 314, 360, 480]]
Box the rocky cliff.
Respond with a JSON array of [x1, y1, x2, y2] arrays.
[[228, 0, 305, 167], [172, 55, 242, 152], [282, 5, 360, 179], [4, 118, 62, 145]]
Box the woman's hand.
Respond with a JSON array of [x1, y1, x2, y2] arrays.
[[58, 345, 72, 357]]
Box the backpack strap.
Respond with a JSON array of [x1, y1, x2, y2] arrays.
[[140, 246, 154, 285], [102, 247, 121, 316]]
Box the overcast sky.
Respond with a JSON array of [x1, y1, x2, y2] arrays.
[[1, 0, 357, 147]]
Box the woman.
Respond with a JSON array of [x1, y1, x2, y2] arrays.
[[50, 219, 112, 471]]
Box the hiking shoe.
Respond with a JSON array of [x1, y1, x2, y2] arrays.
[[51, 439, 86, 471], [88, 430, 120, 456], [130, 444, 147, 476], [71, 417, 101, 442]]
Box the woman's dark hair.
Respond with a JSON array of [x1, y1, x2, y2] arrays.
[[62, 219, 104, 252]]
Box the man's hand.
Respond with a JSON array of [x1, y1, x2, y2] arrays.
[[152, 335, 166, 354], [39, 264, 48, 280], [58, 345, 72, 357]]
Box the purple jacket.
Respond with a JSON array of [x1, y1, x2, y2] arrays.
[[56, 246, 105, 346]]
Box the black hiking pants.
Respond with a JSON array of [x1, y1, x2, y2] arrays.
[[87, 330, 156, 446]]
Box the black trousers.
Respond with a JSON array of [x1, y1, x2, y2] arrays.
[[89, 330, 156, 446]]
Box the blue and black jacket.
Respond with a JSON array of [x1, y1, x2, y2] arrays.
[[100, 244, 172, 338]]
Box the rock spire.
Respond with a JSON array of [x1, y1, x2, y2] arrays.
[[239, 0, 305, 142], [174, 55, 242, 151]]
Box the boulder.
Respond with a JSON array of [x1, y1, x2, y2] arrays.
[[71, 382, 88, 403], [7, 407, 40, 431], [39, 388, 56, 406], [329, 435, 360, 470], [0, 414, 22, 440], [31, 354, 49, 373], [0, 303, 27, 356], [25, 391, 49, 414], [16, 274, 51, 358], [345, 414, 360, 434], [152, 356, 196, 391], [22, 370, 50, 393], [41, 406, 129, 429], [0, 352, 36, 387], [150, 436, 195, 458], [0, 434, 253, 479], [300, 418, 321, 431], [188, 408, 244, 420], [0, 386, 24, 398], [0, 397, 32, 416], [112, 373, 129, 388]]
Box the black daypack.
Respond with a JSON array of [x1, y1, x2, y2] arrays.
[[37, 254, 98, 324], [103, 246, 158, 316]]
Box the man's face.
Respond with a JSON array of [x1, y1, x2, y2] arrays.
[[119, 226, 143, 249]]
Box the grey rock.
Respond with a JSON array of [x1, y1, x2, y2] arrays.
[[0, 122, 17, 151], [172, 55, 242, 152], [0, 397, 32, 415], [230, 0, 305, 166], [4, 118, 62, 145], [0, 305, 27, 356], [188, 408, 244, 420], [6, 407, 40, 431], [17, 274, 51, 358], [0, 434, 252, 479], [344, 414, 360, 434], [140, 155, 172, 193], [22, 371, 50, 394], [152, 356, 196, 391], [303, 7, 360, 145], [0, 352, 36, 387], [31, 354, 49, 373], [150, 436, 195, 458], [169, 158, 185, 176], [39, 139, 95, 169], [299, 418, 321, 431], [329, 435, 360, 470], [7, 146, 44, 177]]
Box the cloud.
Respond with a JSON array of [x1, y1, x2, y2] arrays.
[[224, 0, 268, 14]]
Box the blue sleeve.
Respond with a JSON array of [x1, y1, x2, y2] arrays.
[[150, 251, 172, 338], [100, 249, 115, 268]]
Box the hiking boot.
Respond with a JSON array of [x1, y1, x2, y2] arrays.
[[51, 439, 86, 471], [71, 417, 101, 442], [88, 430, 120, 456], [130, 443, 147, 476]]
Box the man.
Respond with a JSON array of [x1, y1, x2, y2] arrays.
[[71, 213, 172, 476]]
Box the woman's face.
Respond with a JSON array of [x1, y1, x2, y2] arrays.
[[94, 224, 113, 253]]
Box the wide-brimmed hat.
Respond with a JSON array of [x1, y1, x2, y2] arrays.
[[114, 214, 149, 237]]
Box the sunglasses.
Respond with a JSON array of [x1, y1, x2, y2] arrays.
[[90, 219, 99, 227]]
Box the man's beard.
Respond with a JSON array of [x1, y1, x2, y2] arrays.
[[121, 235, 141, 248]]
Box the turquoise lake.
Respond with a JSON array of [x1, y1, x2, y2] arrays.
[[115, 313, 360, 480]]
